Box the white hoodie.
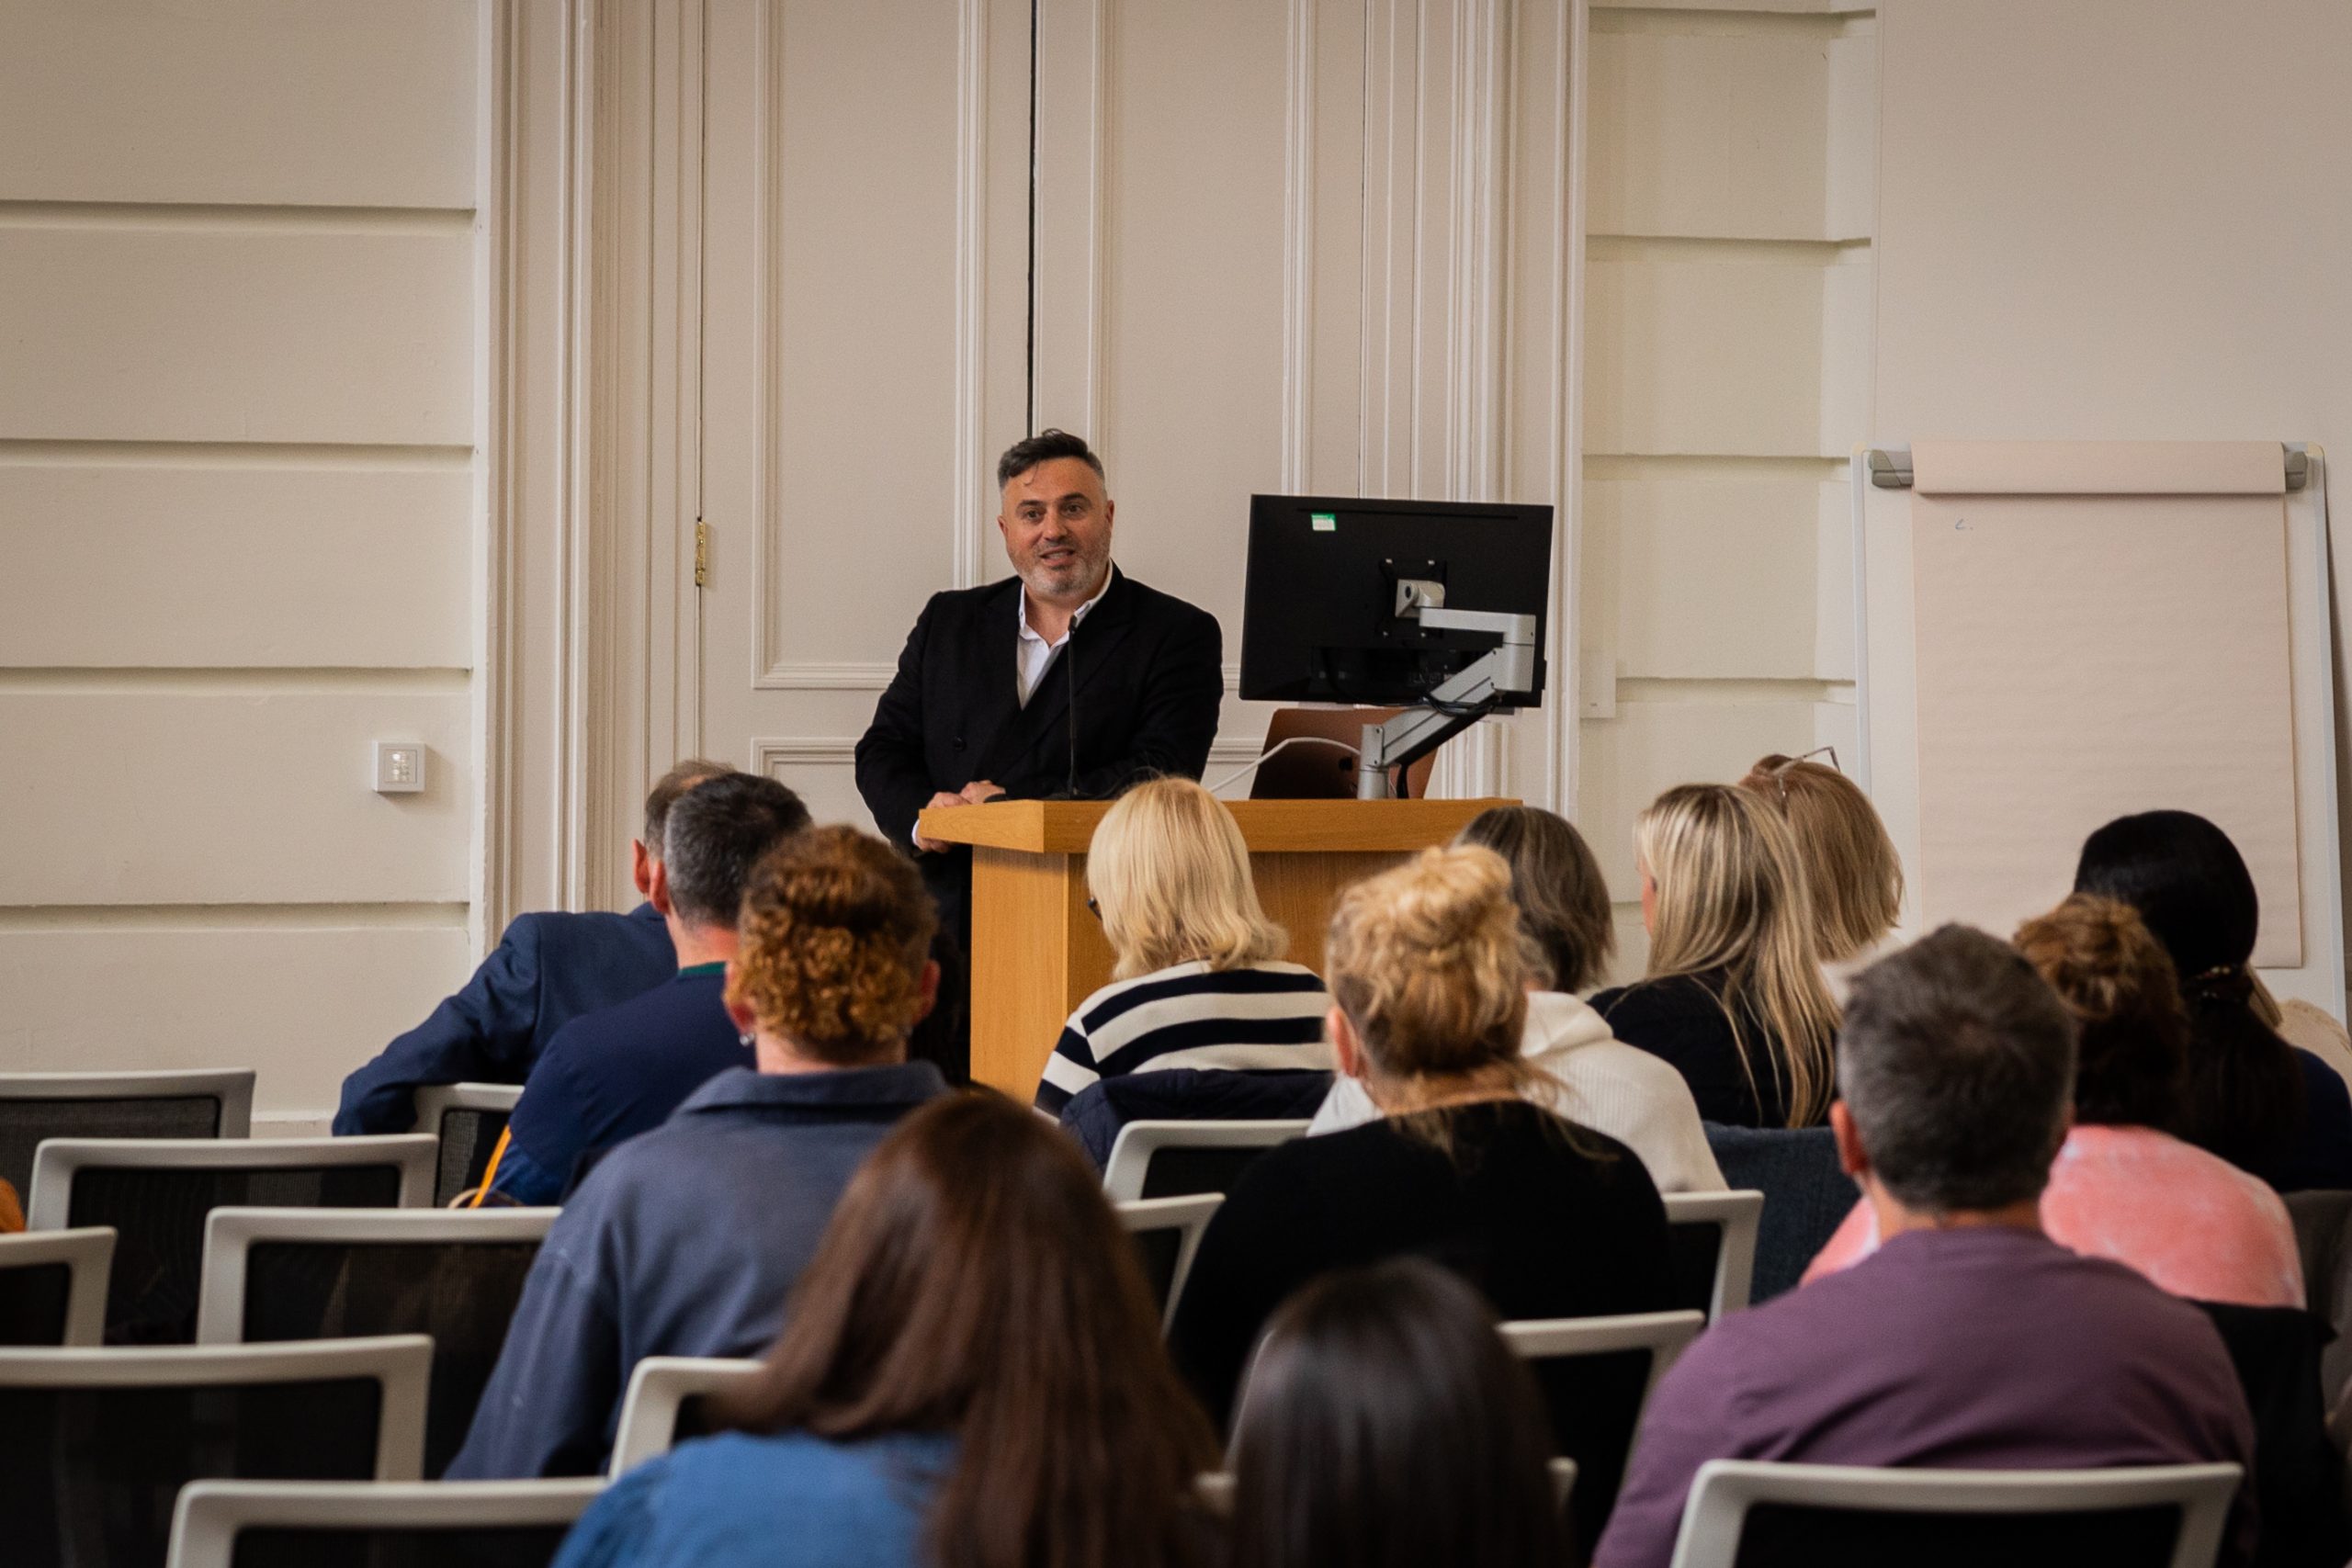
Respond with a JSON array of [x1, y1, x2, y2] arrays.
[[1305, 989, 1728, 1193]]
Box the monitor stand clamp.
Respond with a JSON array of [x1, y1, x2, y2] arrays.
[[1356, 610, 1539, 800]]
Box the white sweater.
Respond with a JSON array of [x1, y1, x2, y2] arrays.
[[1305, 990, 1729, 1193]]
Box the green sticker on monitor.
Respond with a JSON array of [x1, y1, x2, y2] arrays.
[[1311, 513, 1337, 531]]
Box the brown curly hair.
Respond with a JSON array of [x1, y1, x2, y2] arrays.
[[2012, 893, 2188, 1131], [727, 826, 938, 1066]]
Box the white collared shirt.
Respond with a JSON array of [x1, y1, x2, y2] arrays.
[[1014, 569, 1113, 707]]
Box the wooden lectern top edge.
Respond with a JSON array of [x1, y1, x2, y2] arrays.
[[917, 796, 1518, 854]]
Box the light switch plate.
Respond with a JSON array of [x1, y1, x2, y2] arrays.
[[374, 741, 425, 795]]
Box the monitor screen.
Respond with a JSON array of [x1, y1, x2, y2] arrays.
[[1237, 494, 1554, 707]]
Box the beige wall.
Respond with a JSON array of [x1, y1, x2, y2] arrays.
[[0, 3, 485, 1125], [1872, 0, 2352, 984], [1579, 1, 1878, 976]]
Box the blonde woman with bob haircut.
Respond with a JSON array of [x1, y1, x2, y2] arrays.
[[1736, 750, 1905, 995], [1033, 777, 1331, 1115], [1306, 805, 1726, 1192], [1170, 845, 1677, 1442], [1591, 784, 1839, 1129]]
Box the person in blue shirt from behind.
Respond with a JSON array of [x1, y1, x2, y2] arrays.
[[552, 1091, 1220, 1568], [448, 826, 950, 1479], [334, 759, 729, 1134], [490, 772, 811, 1204]]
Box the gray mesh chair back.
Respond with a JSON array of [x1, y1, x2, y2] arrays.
[[1115, 1193, 1222, 1331], [1662, 1190, 1763, 1321], [2283, 1188, 2352, 1428], [607, 1357, 763, 1476], [1499, 1310, 1705, 1551], [170, 1479, 604, 1568], [0, 1226, 114, 1346], [1668, 1459, 2242, 1568], [196, 1206, 556, 1477], [0, 1335, 431, 1568], [0, 1070, 254, 1200], [413, 1084, 524, 1206], [28, 1135, 436, 1346], [1102, 1120, 1310, 1201]]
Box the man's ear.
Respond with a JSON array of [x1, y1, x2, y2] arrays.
[[722, 959, 756, 1036], [648, 858, 676, 919], [630, 840, 655, 898], [910, 959, 942, 1025], [1328, 1005, 1367, 1080], [1829, 1100, 1870, 1179]]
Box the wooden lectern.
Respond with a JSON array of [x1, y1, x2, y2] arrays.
[[919, 797, 1510, 1099]]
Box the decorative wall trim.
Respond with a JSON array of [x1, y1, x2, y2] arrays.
[[475, 0, 520, 947], [1279, 0, 1316, 491], [952, 0, 992, 586], [753, 661, 901, 692], [1551, 0, 1591, 818], [751, 736, 861, 776]]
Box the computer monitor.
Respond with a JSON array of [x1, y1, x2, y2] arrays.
[[1238, 494, 1554, 706]]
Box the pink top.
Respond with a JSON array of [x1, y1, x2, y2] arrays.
[[1804, 1123, 2304, 1308]]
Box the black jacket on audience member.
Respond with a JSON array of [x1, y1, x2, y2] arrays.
[[1169, 1100, 1677, 1536], [1591, 970, 1816, 1130]]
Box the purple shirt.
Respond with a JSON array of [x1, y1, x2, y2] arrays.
[[1594, 1225, 2256, 1568]]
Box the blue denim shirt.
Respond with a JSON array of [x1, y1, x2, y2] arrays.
[[447, 1061, 948, 1478], [556, 1430, 955, 1568]]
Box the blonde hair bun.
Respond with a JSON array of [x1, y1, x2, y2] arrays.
[[1325, 845, 1529, 1079]]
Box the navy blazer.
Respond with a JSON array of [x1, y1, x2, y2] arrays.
[[334, 903, 676, 1135], [495, 964, 753, 1205], [853, 567, 1225, 857]]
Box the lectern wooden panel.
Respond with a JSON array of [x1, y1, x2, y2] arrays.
[[919, 798, 1510, 1099]]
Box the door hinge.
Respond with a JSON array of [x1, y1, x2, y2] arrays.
[[694, 520, 709, 588]]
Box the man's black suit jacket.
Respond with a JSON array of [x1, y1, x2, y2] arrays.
[[854, 566, 1225, 899]]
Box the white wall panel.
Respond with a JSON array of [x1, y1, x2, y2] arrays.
[[0, 0, 477, 209], [0, 228, 473, 445], [0, 922, 473, 1114], [0, 462, 471, 668], [1585, 253, 1828, 456], [1587, 473, 1824, 676], [1, 689, 471, 907], [1587, 30, 1829, 241], [1578, 695, 1833, 891]]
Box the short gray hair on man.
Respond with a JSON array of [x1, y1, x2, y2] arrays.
[[1839, 924, 2077, 1214]]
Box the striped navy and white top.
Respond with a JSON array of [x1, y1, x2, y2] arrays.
[[1033, 960, 1334, 1115]]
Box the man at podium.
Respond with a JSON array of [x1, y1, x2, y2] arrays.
[[854, 429, 1224, 953]]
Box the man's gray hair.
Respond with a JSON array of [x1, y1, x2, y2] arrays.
[[1839, 925, 2076, 1214]]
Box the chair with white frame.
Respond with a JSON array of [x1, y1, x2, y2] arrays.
[[0, 1335, 433, 1568], [0, 1226, 114, 1346], [413, 1082, 526, 1206], [607, 1356, 765, 1477], [168, 1478, 606, 1568], [1664, 1459, 2244, 1568], [1500, 1309, 1708, 1553], [196, 1204, 558, 1477], [0, 1067, 254, 1201], [28, 1134, 438, 1345], [1115, 1193, 1222, 1331], [1102, 1120, 1310, 1202], [1661, 1190, 1764, 1322]]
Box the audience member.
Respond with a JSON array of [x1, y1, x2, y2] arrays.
[[2075, 809, 2352, 1191], [1170, 845, 1675, 1438], [1805, 895, 2302, 1308], [1034, 777, 1330, 1115], [1227, 1258, 1569, 1568], [552, 1092, 1218, 1568], [488, 773, 810, 1202], [334, 759, 729, 1134], [1307, 806, 1724, 1193], [449, 826, 948, 1477], [1590, 784, 1838, 1128], [1735, 750, 1904, 998], [1595, 926, 2256, 1568]]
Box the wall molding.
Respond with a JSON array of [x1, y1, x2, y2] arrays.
[[751, 736, 861, 775], [754, 661, 901, 692], [952, 0, 993, 586]]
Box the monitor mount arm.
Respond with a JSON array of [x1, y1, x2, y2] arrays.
[[1356, 604, 1539, 799]]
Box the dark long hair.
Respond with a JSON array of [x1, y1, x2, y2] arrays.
[[713, 1092, 1218, 1568], [1227, 1259, 1568, 1568], [2074, 810, 2302, 1180]]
